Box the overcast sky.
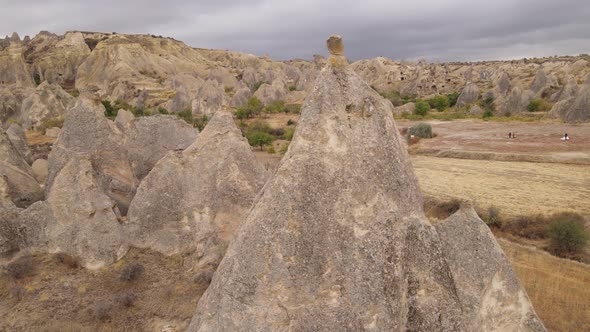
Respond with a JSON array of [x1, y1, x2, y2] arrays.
[[1, 0, 589, 61]]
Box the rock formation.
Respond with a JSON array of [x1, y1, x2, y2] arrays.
[[548, 74, 590, 123], [19, 81, 76, 129], [126, 111, 267, 262], [188, 37, 545, 332], [231, 86, 253, 108], [456, 82, 480, 107], [6, 123, 32, 163], [192, 80, 226, 116], [0, 129, 43, 207]]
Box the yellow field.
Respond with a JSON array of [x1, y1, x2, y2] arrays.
[[499, 239, 590, 332], [412, 156, 590, 217]]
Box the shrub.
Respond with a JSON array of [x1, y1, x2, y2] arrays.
[[119, 263, 144, 282], [503, 214, 547, 239], [38, 117, 65, 134], [115, 293, 137, 308], [414, 100, 430, 116], [527, 99, 551, 112], [194, 115, 209, 131], [224, 86, 234, 94], [266, 146, 276, 154], [285, 104, 302, 114], [248, 121, 272, 133], [158, 107, 169, 114], [235, 107, 253, 119], [380, 90, 404, 107], [5, 255, 34, 279], [69, 89, 80, 97], [408, 123, 433, 138], [424, 198, 462, 220], [447, 92, 460, 107], [176, 109, 194, 125], [247, 97, 263, 115], [482, 205, 502, 228], [283, 127, 295, 140], [246, 131, 273, 150], [102, 100, 118, 119], [93, 302, 112, 321], [287, 119, 296, 126], [55, 253, 80, 269], [482, 108, 494, 119], [547, 213, 588, 255], [288, 85, 297, 91], [279, 142, 289, 155], [253, 81, 265, 92], [269, 128, 285, 137], [264, 100, 286, 113], [428, 95, 450, 112]]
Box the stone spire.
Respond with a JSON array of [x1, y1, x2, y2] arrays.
[[327, 34, 348, 68]]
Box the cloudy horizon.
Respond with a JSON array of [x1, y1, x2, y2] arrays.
[[1, 0, 589, 62]]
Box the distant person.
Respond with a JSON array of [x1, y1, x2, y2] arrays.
[[512, 132, 516, 139], [561, 133, 569, 141], [508, 132, 512, 139]]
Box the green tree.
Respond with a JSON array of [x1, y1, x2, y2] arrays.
[[246, 131, 274, 150], [264, 100, 286, 113], [548, 214, 588, 255], [415, 100, 430, 116], [101, 100, 118, 119], [247, 97, 264, 115], [429, 95, 450, 112], [447, 92, 460, 107]]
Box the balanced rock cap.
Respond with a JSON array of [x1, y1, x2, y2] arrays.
[[327, 34, 348, 68]]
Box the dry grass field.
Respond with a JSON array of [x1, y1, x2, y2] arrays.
[[499, 239, 590, 332], [412, 156, 590, 217]]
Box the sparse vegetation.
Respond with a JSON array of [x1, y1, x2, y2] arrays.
[[37, 117, 65, 133], [54, 253, 81, 269], [427, 95, 450, 112], [119, 263, 144, 282], [288, 85, 297, 91], [408, 123, 433, 138], [4, 255, 35, 279], [266, 146, 276, 154], [447, 92, 460, 107], [527, 99, 551, 112], [264, 100, 286, 113], [236, 97, 263, 119], [158, 107, 169, 114], [547, 213, 588, 256], [482, 205, 502, 228], [414, 99, 430, 116]]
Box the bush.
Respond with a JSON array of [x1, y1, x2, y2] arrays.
[[482, 205, 502, 228], [285, 104, 302, 114], [380, 90, 404, 107], [547, 213, 588, 255], [482, 108, 494, 119], [158, 107, 169, 114], [54, 253, 81, 269], [176, 109, 194, 125], [408, 123, 432, 138], [527, 99, 551, 112], [447, 92, 460, 107], [414, 99, 430, 116], [224, 86, 234, 94], [119, 263, 144, 282], [288, 85, 297, 91], [428, 95, 450, 112], [38, 117, 65, 133], [193, 115, 209, 131], [115, 293, 137, 308], [264, 100, 286, 113], [248, 121, 272, 133], [235, 107, 253, 119], [283, 127, 295, 140], [287, 119, 296, 126], [503, 214, 547, 239], [102, 100, 118, 119], [266, 146, 276, 154], [246, 131, 273, 150], [279, 142, 289, 155], [4, 255, 34, 279], [253, 81, 265, 92], [269, 128, 285, 137]]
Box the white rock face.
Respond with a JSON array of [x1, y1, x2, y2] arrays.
[[126, 111, 267, 262], [19, 82, 75, 129], [6, 123, 32, 163], [31, 159, 48, 184], [189, 49, 546, 332]]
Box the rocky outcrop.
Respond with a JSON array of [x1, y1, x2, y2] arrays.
[[0, 86, 33, 126], [435, 207, 546, 331], [6, 123, 32, 163], [126, 111, 267, 261], [0, 130, 43, 207], [0, 33, 34, 88], [392, 102, 415, 116], [164, 86, 191, 113], [503, 85, 533, 115], [119, 113, 198, 180], [0, 176, 22, 256], [562, 78, 590, 123], [44, 157, 127, 269], [189, 38, 545, 332], [456, 82, 480, 107], [551, 75, 578, 102], [19, 81, 76, 129], [253, 78, 288, 105], [208, 67, 238, 90], [192, 80, 225, 116], [469, 104, 484, 115], [31, 159, 48, 183], [230, 86, 252, 108], [46, 99, 138, 214]]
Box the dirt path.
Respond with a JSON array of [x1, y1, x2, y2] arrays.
[[411, 156, 590, 217]]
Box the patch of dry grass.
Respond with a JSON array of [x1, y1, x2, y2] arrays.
[[499, 239, 590, 332]]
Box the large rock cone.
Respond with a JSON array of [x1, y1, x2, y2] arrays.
[[126, 111, 267, 261], [189, 43, 545, 331]]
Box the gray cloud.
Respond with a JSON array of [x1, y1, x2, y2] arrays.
[[1, 0, 589, 61]]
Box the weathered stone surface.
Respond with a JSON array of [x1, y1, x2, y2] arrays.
[[0, 130, 43, 207], [164, 86, 191, 113], [0, 176, 22, 256], [192, 80, 225, 116], [208, 67, 238, 90], [0, 35, 34, 88], [503, 85, 533, 115], [19, 81, 76, 129], [230, 86, 252, 108], [189, 45, 545, 331], [46, 99, 138, 214], [253, 79, 288, 105], [392, 102, 415, 116], [126, 111, 267, 260], [435, 206, 546, 331], [44, 127, 61, 138], [0, 86, 34, 126], [45, 157, 128, 269], [469, 104, 484, 115], [31, 159, 48, 184], [6, 123, 32, 163], [562, 77, 590, 123], [120, 114, 198, 180], [551, 75, 578, 102], [456, 82, 480, 107]]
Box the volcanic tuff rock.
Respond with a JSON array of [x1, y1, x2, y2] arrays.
[[6, 123, 32, 163], [44, 157, 128, 269], [31, 159, 48, 184], [0, 129, 43, 207], [0, 33, 34, 88], [231, 86, 253, 108], [189, 39, 545, 332], [46, 99, 138, 214], [253, 78, 288, 105], [456, 82, 480, 107], [435, 206, 546, 331], [560, 75, 590, 123], [192, 79, 226, 116], [126, 111, 267, 262], [19, 81, 76, 129]]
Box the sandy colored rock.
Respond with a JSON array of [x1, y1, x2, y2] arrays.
[[45, 157, 128, 269], [392, 102, 416, 116], [435, 206, 546, 331], [0, 130, 43, 207], [456, 82, 480, 107], [253, 78, 288, 105], [31, 159, 48, 183], [469, 104, 484, 115], [189, 44, 545, 331], [44, 127, 61, 138], [46, 99, 138, 214], [6, 123, 32, 163], [192, 80, 225, 117], [126, 111, 267, 260], [230, 86, 253, 108], [19, 81, 75, 129], [562, 77, 590, 123]]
